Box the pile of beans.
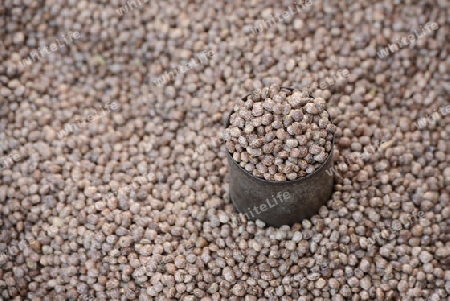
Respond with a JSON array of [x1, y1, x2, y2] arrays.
[[0, 0, 448, 300], [225, 84, 335, 181]]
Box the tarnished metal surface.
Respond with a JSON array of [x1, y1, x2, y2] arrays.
[[226, 87, 335, 227]]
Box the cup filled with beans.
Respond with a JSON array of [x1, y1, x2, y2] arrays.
[[225, 84, 336, 227]]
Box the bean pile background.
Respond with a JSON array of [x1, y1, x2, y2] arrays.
[[0, 0, 449, 300]]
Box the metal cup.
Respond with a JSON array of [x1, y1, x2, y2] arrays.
[[226, 87, 335, 227]]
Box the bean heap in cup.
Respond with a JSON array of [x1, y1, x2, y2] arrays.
[[225, 84, 335, 181]]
